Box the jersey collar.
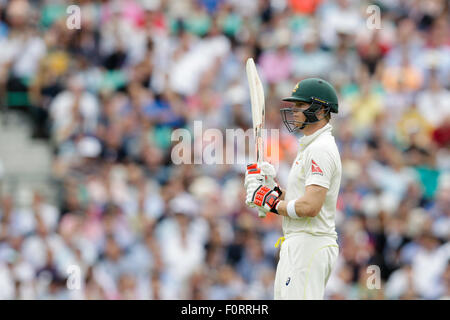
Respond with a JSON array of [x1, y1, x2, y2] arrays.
[[298, 123, 333, 149]]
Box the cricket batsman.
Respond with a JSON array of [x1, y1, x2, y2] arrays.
[[245, 78, 342, 300]]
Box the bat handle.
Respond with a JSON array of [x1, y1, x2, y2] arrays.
[[255, 160, 267, 219]]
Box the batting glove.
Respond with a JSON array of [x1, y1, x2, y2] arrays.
[[245, 163, 264, 190], [245, 163, 281, 216], [245, 162, 277, 189], [259, 161, 277, 189], [246, 184, 283, 214], [245, 164, 263, 211]]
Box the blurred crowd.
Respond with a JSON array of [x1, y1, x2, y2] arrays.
[[0, 0, 449, 300]]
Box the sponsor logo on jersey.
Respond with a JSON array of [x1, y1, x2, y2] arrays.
[[311, 159, 323, 175]]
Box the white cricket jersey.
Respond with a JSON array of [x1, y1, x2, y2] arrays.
[[283, 123, 341, 239]]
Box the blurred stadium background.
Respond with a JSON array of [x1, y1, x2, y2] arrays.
[[0, 0, 449, 299]]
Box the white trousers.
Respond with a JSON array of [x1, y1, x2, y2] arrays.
[[274, 232, 339, 300]]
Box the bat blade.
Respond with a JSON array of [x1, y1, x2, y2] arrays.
[[246, 58, 265, 164], [246, 57, 266, 218]]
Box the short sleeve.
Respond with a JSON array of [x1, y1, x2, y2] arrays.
[[304, 147, 335, 189]]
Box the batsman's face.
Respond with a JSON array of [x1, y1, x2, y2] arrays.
[[292, 102, 309, 122], [280, 101, 318, 132]]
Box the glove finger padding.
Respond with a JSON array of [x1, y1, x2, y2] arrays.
[[259, 161, 277, 189], [245, 172, 263, 189], [246, 180, 261, 192], [245, 164, 264, 189], [259, 161, 276, 178], [249, 185, 282, 214], [246, 180, 265, 207]]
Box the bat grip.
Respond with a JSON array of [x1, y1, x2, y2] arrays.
[[255, 160, 267, 219]]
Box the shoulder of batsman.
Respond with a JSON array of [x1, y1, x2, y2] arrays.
[[306, 138, 339, 157]]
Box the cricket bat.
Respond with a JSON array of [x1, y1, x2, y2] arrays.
[[246, 57, 266, 218]]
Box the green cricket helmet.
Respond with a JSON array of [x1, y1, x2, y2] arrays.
[[280, 78, 339, 132]]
